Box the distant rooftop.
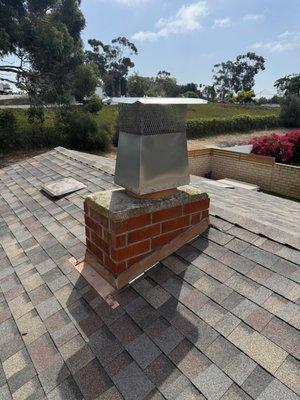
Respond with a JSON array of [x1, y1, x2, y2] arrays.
[[103, 97, 208, 105], [0, 147, 299, 400]]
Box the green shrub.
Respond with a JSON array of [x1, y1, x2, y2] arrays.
[[0, 108, 64, 153], [88, 123, 111, 150], [186, 114, 280, 138], [58, 110, 110, 151], [84, 95, 103, 114], [0, 109, 17, 130], [280, 95, 300, 127], [0, 110, 18, 151], [16, 125, 65, 150], [27, 106, 45, 124]]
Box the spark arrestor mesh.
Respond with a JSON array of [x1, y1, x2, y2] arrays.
[[118, 104, 187, 135]]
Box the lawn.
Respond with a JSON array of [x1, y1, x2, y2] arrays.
[[9, 102, 279, 128], [186, 102, 279, 119]]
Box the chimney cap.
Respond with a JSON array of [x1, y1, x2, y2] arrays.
[[103, 97, 208, 105]]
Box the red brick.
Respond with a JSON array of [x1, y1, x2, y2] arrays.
[[110, 234, 127, 249], [103, 229, 109, 243], [126, 254, 145, 268], [86, 238, 92, 252], [85, 216, 102, 236], [104, 255, 126, 274], [94, 247, 104, 264], [91, 231, 108, 254], [111, 240, 150, 262], [152, 206, 182, 223], [85, 227, 91, 241], [151, 229, 184, 248], [127, 224, 161, 244], [162, 215, 190, 233], [89, 208, 108, 228], [191, 212, 202, 225], [84, 202, 90, 216], [202, 210, 209, 218], [87, 239, 104, 263], [183, 199, 210, 214], [111, 214, 151, 234]]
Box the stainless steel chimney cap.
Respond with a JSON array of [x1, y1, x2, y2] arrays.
[[109, 97, 207, 196]]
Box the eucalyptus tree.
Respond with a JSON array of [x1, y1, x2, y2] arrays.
[[0, 0, 97, 103], [275, 74, 300, 96], [212, 52, 265, 100], [86, 37, 138, 97]]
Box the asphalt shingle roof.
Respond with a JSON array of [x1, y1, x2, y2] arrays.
[[0, 147, 299, 400]]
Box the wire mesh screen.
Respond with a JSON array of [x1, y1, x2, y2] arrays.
[[118, 104, 187, 135]]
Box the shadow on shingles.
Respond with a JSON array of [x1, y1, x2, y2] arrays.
[[55, 239, 210, 399]]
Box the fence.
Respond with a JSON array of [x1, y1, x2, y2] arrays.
[[188, 148, 300, 199]]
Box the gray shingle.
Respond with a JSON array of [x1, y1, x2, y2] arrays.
[[257, 379, 299, 400], [153, 326, 184, 354], [193, 364, 232, 400], [125, 334, 161, 369], [242, 366, 273, 398], [47, 376, 83, 400], [114, 362, 154, 400]]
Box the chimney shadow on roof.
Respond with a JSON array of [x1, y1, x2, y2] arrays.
[[55, 237, 211, 398]]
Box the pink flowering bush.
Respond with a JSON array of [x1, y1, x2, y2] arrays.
[[285, 130, 300, 162], [249, 131, 300, 163]]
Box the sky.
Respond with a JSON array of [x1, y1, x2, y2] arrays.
[[81, 0, 300, 97]]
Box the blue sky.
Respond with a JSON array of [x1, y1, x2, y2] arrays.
[[81, 0, 300, 97]]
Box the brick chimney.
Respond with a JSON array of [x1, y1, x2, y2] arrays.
[[83, 98, 210, 289], [84, 187, 209, 288]]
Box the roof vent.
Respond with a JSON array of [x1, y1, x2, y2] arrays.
[[42, 178, 86, 198]]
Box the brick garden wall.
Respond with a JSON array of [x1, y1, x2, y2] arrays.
[[189, 150, 211, 177], [188, 148, 300, 199]]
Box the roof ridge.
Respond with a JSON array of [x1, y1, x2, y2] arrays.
[[54, 147, 115, 176], [211, 204, 300, 251]]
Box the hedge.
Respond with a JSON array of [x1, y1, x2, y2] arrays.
[[186, 115, 280, 138], [0, 124, 65, 153], [0, 109, 283, 154], [0, 109, 112, 154]]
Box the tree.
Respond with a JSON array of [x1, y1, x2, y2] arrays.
[[230, 90, 255, 104], [72, 64, 98, 103], [181, 91, 199, 98], [127, 74, 152, 97], [153, 71, 181, 97], [127, 71, 181, 98], [280, 95, 300, 127], [0, 0, 97, 104], [212, 52, 265, 101], [274, 74, 300, 96], [200, 85, 217, 102], [179, 82, 199, 96], [256, 95, 281, 105], [86, 37, 138, 97]]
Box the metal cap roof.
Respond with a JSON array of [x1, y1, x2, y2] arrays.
[[103, 97, 208, 105]]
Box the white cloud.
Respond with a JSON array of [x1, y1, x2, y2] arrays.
[[243, 14, 264, 21], [132, 1, 208, 41], [213, 17, 231, 28], [114, 0, 149, 5], [252, 31, 300, 53]]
